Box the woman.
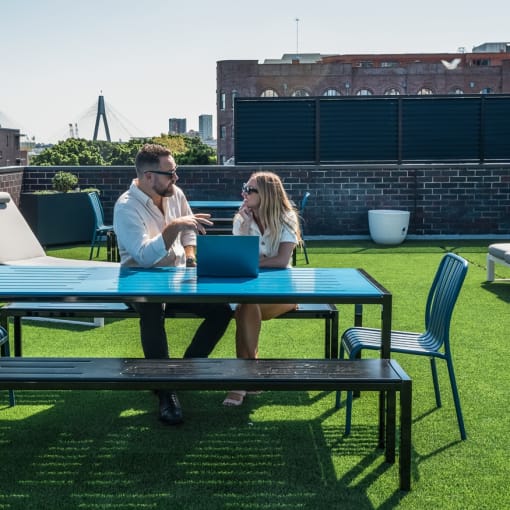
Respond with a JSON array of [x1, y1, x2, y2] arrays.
[[223, 171, 302, 406]]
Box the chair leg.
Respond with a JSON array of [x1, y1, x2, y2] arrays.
[[303, 241, 309, 264], [430, 358, 442, 407], [446, 357, 467, 440], [89, 232, 97, 260]]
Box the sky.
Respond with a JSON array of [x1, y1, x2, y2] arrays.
[[1, 0, 509, 143]]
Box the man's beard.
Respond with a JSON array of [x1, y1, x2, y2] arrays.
[[154, 183, 174, 197]]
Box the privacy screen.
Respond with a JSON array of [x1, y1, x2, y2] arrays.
[[234, 95, 510, 164]]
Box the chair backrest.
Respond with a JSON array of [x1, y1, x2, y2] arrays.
[[299, 192, 311, 217], [423, 253, 468, 350], [298, 192, 311, 235], [0, 192, 46, 263], [87, 191, 106, 229]]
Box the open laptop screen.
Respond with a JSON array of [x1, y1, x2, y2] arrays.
[[196, 235, 259, 278]]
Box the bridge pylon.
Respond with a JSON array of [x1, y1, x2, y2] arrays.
[[93, 94, 111, 142]]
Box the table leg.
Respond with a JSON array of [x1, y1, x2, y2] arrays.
[[385, 390, 396, 463], [378, 391, 385, 449], [399, 379, 412, 491]]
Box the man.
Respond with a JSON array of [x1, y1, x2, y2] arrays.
[[113, 143, 232, 425]]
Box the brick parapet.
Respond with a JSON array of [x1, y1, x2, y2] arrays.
[[2, 164, 508, 236]]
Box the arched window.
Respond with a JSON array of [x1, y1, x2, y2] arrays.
[[260, 89, 278, 97], [356, 88, 373, 96], [480, 87, 493, 94], [292, 89, 310, 97], [323, 88, 341, 96], [384, 88, 400, 95], [449, 88, 464, 95], [417, 87, 433, 95]]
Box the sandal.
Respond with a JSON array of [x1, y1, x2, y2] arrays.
[[222, 390, 246, 406]]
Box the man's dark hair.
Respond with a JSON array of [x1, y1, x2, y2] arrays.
[[135, 143, 172, 176]]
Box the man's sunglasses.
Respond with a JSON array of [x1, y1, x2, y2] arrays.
[[144, 167, 178, 178], [242, 183, 258, 194]]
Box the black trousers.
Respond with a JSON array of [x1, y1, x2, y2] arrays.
[[131, 302, 232, 359]]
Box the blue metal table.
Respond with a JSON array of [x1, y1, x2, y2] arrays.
[[188, 200, 241, 234], [189, 200, 242, 209], [0, 266, 391, 355]]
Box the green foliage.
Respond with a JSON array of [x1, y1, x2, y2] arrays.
[[30, 136, 217, 166], [51, 171, 79, 192], [30, 138, 105, 166], [149, 134, 217, 164], [179, 136, 217, 164]]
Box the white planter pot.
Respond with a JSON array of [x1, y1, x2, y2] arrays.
[[368, 209, 410, 245]]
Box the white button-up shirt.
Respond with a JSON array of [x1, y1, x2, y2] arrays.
[[113, 180, 195, 268], [233, 213, 298, 268]]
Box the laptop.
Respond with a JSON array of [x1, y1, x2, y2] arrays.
[[196, 235, 259, 278]]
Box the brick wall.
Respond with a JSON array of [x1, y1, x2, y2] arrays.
[[0, 167, 24, 205], [4, 164, 510, 236]]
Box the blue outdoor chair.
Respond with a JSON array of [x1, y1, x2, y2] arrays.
[[293, 191, 310, 265], [88, 191, 114, 260], [338, 252, 469, 440], [0, 326, 15, 406]]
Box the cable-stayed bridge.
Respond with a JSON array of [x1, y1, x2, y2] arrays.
[[54, 95, 146, 142], [1, 95, 146, 143]]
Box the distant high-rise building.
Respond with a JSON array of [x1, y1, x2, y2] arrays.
[[168, 118, 187, 134], [198, 114, 213, 141]]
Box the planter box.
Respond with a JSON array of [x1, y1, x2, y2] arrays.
[[19, 192, 94, 246]]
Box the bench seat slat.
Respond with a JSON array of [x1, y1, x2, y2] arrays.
[[0, 358, 406, 391]]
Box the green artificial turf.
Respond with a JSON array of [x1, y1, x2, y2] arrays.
[[0, 241, 509, 509]]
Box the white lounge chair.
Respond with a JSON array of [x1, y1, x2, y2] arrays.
[[0, 191, 118, 327], [487, 243, 510, 281], [0, 191, 118, 268]]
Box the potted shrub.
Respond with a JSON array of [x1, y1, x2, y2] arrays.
[[51, 171, 79, 192], [19, 171, 96, 246]]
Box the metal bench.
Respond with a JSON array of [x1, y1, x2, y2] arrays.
[[0, 356, 412, 491], [0, 302, 339, 359]]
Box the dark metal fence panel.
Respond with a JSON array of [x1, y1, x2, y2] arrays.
[[401, 96, 481, 161], [234, 95, 510, 164], [482, 95, 510, 161], [319, 97, 399, 163], [234, 98, 316, 164]]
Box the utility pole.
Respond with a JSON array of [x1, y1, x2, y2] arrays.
[[295, 17, 300, 58]]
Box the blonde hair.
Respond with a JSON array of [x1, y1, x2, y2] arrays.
[[241, 171, 302, 254]]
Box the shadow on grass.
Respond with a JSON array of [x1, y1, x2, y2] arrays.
[[0, 389, 415, 509], [480, 281, 510, 303]]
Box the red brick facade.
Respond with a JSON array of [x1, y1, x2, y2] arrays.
[[216, 49, 510, 162]]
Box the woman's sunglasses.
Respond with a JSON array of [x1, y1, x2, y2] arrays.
[[242, 183, 258, 194]]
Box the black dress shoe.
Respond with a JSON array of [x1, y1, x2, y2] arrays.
[[158, 391, 184, 425]]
